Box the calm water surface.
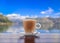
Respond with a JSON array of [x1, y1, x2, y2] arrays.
[[0, 24, 60, 43], [0, 24, 60, 33]]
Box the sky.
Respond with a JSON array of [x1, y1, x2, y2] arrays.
[[0, 0, 60, 18]]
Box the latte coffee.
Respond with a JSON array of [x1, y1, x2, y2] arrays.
[[23, 19, 36, 34]]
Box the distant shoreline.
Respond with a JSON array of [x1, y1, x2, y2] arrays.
[[0, 22, 12, 25]]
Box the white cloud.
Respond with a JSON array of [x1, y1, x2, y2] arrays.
[[6, 7, 60, 18], [30, 15, 38, 18], [40, 7, 60, 18], [34, 15, 38, 18], [6, 13, 38, 20], [6, 14, 38, 20], [40, 7, 54, 14], [6, 14, 30, 20], [6, 14, 21, 20], [45, 15, 50, 17], [40, 11, 46, 14], [0, 12, 3, 14], [51, 16, 60, 18], [54, 12, 60, 15]]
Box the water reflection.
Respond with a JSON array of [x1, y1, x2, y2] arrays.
[[6, 24, 23, 33], [24, 36, 35, 43], [0, 23, 24, 33], [0, 25, 9, 33], [0, 23, 60, 33]]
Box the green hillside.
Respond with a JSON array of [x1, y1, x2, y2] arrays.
[[0, 14, 12, 25]]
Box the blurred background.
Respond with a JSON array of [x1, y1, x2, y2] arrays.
[[0, 14, 60, 33], [0, 0, 60, 33]]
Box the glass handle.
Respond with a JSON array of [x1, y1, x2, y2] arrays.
[[36, 23, 41, 29]]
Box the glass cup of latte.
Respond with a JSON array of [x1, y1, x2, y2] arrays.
[[23, 19, 41, 35]]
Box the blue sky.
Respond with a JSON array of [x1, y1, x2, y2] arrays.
[[0, 0, 60, 17]]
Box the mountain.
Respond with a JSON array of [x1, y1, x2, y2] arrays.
[[7, 16, 60, 30], [26, 17, 60, 30], [7, 15, 24, 27], [48, 17, 60, 30], [0, 14, 12, 23], [28, 17, 54, 30]]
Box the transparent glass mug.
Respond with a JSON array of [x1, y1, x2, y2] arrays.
[[23, 19, 41, 35]]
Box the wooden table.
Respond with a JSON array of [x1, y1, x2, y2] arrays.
[[17, 33, 60, 43], [0, 33, 60, 43]]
